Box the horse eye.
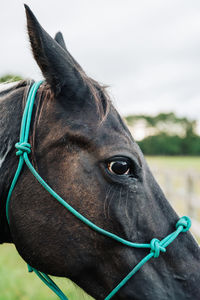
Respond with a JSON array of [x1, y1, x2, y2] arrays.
[[108, 160, 131, 175]]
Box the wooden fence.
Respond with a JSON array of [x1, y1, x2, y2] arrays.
[[151, 168, 200, 240]]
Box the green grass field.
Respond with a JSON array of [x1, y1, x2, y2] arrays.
[[0, 244, 93, 300], [0, 156, 199, 300], [146, 156, 200, 171]]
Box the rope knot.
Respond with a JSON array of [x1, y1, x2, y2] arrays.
[[176, 216, 191, 232], [27, 264, 33, 273], [15, 142, 31, 156], [150, 238, 166, 258]]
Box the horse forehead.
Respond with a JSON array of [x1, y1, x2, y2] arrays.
[[96, 110, 134, 147]]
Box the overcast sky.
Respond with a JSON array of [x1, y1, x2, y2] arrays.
[[1, 0, 200, 132]]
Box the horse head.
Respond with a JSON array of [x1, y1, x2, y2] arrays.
[[1, 5, 200, 300]]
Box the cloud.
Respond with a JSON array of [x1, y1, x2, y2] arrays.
[[1, 0, 200, 129]]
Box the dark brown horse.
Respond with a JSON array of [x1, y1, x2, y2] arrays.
[[0, 5, 200, 300]]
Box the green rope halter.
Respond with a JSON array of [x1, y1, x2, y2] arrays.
[[6, 81, 191, 300]]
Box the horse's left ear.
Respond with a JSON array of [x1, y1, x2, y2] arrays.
[[54, 32, 67, 51], [54, 31, 84, 73], [24, 5, 84, 96]]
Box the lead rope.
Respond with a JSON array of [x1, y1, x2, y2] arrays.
[[6, 81, 191, 300]]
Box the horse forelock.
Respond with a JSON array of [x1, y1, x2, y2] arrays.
[[39, 78, 111, 124], [82, 77, 111, 122]]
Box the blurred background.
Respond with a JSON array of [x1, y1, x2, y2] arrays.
[[1, 0, 200, 299]]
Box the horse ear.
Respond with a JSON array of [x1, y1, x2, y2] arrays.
[[54, 32, 67, 51], [54, 31, 85, 74], [54, 31, 103, 94], [24, 5, 84, 96]]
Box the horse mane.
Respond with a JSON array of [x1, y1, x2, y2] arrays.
[[0, 80, 31, 98], [0, 76, 111, 122]]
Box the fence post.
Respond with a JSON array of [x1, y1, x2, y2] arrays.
[[186, 173, 196, 219], [164, 171, 173, 204]]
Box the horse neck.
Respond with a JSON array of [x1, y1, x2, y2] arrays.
[[0, 81, 31, 243]]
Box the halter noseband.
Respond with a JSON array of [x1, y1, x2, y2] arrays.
[[6, 81, 191, 300]]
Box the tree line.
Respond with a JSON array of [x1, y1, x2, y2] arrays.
[[125, 112, 200, 155]]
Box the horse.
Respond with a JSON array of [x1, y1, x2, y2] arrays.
[[0, 5, 200, 300]]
